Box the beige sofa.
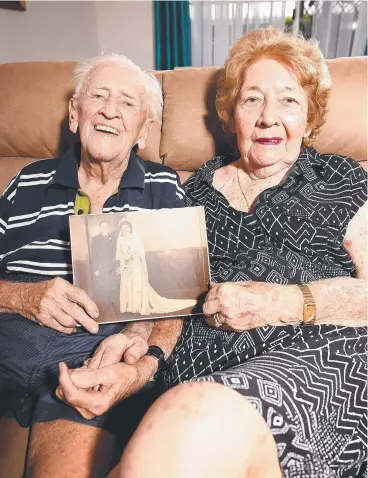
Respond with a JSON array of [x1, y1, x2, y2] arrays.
[[0, 57, 367, 477]]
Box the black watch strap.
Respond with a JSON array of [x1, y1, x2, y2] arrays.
[[146, 345, 166, 381]]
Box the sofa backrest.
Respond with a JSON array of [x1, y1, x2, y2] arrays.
[[0, 57, 366, 192], [161, 57, 367, 181]]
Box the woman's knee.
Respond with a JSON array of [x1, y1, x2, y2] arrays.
[[139, 381, 272, 445], [121, 381, 281, 478]]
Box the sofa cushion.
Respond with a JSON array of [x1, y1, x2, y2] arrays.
[[312, 57, 367, 162], [177, 170, 194, 185], [0, 62, 76, 159], [0, 62, 162, 164], [160, 67, 231, 172], [160, 58, 367, 172]]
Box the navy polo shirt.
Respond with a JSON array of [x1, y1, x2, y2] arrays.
[[0, 144, 184, 281]]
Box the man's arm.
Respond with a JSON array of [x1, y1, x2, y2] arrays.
[[0, 280, 35, 316], [0, 174, 99, 333], [0, 278, 99, 333], [82, 318, 183, 377], [58, 318, 184, 419], [138, 318, 184, 380]]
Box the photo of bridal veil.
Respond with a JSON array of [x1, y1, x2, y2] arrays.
[[116, 219, 197, 314]]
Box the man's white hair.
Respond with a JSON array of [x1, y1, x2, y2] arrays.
[[74, 53, 162, 121]]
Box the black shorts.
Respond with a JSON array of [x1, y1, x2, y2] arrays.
[[0, 313, 162, 438]]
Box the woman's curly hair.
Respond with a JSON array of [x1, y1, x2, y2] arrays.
[[118, 219, 133, 233], [216, 26, 332, 145]]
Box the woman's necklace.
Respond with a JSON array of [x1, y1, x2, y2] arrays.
[[236, 160, 251, 211]]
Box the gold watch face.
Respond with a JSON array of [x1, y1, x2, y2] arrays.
[[304, 303, 316, 324]]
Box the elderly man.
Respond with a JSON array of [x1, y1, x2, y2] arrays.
[[0, 54, 184, 477]]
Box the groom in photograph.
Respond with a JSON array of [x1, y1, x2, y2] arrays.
[[90, 220, 118, 315]]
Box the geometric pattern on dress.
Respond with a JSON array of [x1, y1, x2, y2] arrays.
[[259, 379, 283, 406], [165, 148, 367, 477], [188, 330, 367, 477], [222, 372, 249, 390]]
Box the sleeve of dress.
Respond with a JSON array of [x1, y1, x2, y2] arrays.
[[183, 174, 197, 207], [346, 160, 367, 220]]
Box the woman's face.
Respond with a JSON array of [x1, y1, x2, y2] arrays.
[[233, 59, 310, 170], [69, 64, 151, 164], [121, 225, 131, 237]]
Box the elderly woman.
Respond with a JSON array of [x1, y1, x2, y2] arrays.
[[0, 54, 184, 477], [101, 28, 366, 478]]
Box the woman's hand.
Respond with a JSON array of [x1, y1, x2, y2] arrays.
[[56, 356, 157, 419], [203, 281, 302, 332], [86, 327, 150, 372], [18, 277, 99, 334]]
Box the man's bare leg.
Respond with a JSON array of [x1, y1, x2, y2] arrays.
[[26, 420, 116, 478], [0, 417, 29, 478]]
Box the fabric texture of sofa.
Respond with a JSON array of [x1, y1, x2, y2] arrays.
[[0, 56, 366, 477]]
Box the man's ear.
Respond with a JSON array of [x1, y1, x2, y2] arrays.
[[137, 119, 153, 150], [69, 97, 79, 134]]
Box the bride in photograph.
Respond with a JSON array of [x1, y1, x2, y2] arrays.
[[116, 219, 196, 315]]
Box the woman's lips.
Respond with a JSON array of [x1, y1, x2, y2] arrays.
[[256, 138, 283, 145]]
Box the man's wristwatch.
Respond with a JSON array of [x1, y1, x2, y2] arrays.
[[146, 345, 166, 381], [297, 284, 317, 325]]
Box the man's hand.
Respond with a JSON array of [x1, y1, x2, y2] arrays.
[[56, 356, 157, 419], [203, 281, 301, 331], [19, 277, 99, 334], [87, 329, 149, 371]]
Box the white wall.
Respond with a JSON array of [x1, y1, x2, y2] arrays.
[[0, 0, 154, 68], [94, 1, 154, 69]]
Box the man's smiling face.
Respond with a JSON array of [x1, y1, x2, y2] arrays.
[[69, 63, 151, 164]]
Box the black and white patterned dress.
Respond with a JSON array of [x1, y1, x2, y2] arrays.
[[164, 148, 367, 478]]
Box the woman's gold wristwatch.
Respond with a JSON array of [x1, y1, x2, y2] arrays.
[[297, 284, 317, 325]]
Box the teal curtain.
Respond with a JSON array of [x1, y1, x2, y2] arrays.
[[154, 0, 192, 70]]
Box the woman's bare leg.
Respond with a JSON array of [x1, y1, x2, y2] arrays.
[[110, 382, 282, 478]]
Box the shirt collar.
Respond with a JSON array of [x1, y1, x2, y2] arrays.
[[49, 144, 146, 190], [49, 143, 80, 189], [291, 147, 326, 178], [193, 152, 237, 186], [119, 150, 146, 190]]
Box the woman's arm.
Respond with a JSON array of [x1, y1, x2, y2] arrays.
[[306, 201, 367, 326], [204, 202, 367, 331], [343, 200, 367, 280]]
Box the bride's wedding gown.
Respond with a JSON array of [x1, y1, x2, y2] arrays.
[[116, 231, 196, 315]]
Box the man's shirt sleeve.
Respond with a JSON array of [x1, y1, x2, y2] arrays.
[[0, 172, 21, 259], [160, 170, 185, 209]]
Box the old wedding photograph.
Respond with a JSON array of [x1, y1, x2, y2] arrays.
[[70, 206, 210, 323]]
